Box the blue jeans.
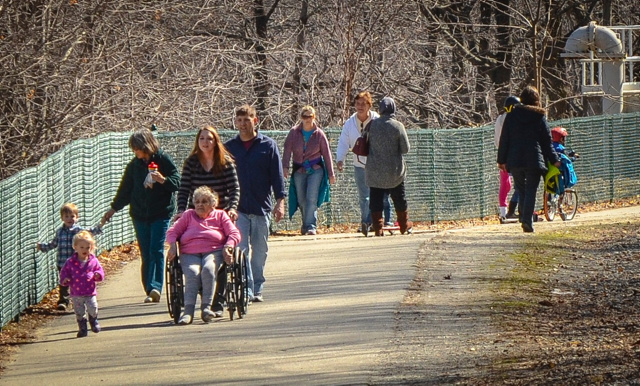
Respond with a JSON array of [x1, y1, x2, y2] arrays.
[[236, 212, 270, 297], [510, 167, 542, 228], [354, 166, 391, 224], [293, 167, 323, 233], [133, 218, 170, 295]]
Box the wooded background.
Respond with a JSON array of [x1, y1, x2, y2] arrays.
[[1, 0, 638, 179]]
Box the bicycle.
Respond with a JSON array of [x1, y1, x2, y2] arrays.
[[543, 187, 578, 221]]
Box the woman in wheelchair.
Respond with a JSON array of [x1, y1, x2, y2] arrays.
[[166, 186, 240, 325]]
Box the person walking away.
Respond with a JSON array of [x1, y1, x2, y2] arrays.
[[37, 202, 103, 311], [494, 96, 521, 220], [365, 97, 412, 236], [336, 91, 393, 236], [59, 231, 104, 337], [497, 86, 560, 233], [224, 105, 286, 303], [101, 129, 180, 302], [282, 105, 336, 235]]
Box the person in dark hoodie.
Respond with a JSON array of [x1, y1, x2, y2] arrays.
[[365, 97, 412, 236], [497, 86, 560, 233], [101, 129, 181, 302]]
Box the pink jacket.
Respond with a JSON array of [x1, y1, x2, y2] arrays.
[[166, 209, 240, 255], [59, 254, 104, 297], [282, 124, 335, 178]]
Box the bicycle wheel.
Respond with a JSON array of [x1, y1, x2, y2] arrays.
[[165, 258, 184, 325], [559, 189, 578, 221], [543, 192, 557, 222]]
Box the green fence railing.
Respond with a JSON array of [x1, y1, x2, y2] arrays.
[[2, 113, 640, 328]]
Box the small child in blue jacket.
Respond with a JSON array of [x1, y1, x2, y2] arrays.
[[550, 127, 579, 192], [551, 127, 579, 161]]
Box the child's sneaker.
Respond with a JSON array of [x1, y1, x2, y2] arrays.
[[89, 315, 101, 333]]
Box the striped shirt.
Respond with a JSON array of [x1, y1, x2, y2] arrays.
[[177, 155, 240, 213], [38, 224, 102, 268]]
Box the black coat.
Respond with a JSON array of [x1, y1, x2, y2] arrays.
[[497, 104, 559, 173], [110, 149, 181, 222]]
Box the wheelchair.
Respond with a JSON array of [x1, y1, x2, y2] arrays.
[[165, 247, 248, 324], [217, 247, 249, 321]]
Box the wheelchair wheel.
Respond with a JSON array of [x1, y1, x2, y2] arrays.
[[559, 189, 578, 221], [224, 262, 237, 321], [222, 248, 249, 321], [233, 248, 248, 319], [165, 258, 184, 325], [543, 192, 557, 222]]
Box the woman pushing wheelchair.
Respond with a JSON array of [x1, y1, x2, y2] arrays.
[[166, 186, 240, 325]]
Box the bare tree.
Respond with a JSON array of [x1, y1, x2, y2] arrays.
[[1, 0, 639, 179]]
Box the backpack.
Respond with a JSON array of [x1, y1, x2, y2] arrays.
[[560, 153, 577, 189]]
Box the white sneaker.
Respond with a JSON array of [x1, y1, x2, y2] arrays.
[[201, 309, 216, 323], [144, 296, 153, 303], [149, 289, 161, 303], [178, 314, 192, 325]]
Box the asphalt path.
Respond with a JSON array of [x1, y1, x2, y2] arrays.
[[0, 231, 434, 385]]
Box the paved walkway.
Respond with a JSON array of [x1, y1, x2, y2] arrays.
[[0, 231, 434, 385]]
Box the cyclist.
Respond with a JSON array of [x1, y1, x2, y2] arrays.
[[551, 127, 580, 161], [548, 127, 579, 195]]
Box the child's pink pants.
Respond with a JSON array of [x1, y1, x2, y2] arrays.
[[499, 169, 512, 207]]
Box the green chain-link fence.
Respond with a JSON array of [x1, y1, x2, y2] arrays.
[[2, 113, 640, 328]]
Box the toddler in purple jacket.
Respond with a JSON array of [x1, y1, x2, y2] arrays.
[[59, 231, 105, 337]]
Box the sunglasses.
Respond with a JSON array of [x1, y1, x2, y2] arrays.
[[301, 114, 313, 119]]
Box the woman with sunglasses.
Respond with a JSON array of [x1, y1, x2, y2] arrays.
[[282, 106, 336, 235]]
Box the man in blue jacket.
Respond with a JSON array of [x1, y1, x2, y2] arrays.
[[225, 105, 286, 303]]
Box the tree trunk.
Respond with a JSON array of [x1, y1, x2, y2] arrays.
[[292, 1, 309, 122]]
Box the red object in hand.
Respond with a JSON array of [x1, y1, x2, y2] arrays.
[[148, 161, 158, 172]]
